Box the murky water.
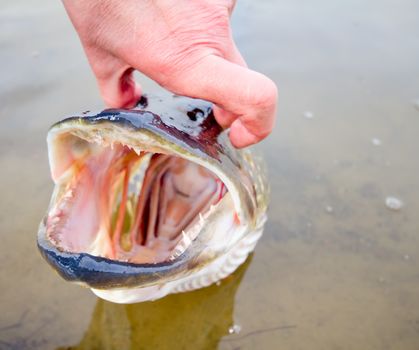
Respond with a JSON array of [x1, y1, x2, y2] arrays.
[[1, 0, 419, 349]]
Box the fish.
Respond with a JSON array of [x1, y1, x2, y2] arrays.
[[37, 93, 269, 303]]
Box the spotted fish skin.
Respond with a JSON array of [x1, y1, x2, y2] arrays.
[[38, 93, 269, 303]]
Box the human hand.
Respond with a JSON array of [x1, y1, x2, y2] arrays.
[[63, 0, 278, 148]]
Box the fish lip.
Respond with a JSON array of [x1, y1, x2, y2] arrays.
[[37, 218, 190, 289], [51, 94, 226, 163], [48, 94, 255, 225]]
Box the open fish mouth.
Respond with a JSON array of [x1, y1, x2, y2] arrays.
[[46, 138, 228, 265], [38, 93, 268, 303]]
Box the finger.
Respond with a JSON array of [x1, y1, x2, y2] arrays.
[[224, 43, 247, 68], [165, 54, 278, 148], [84, 47, 142, 108], [213, 44, 248, 128], [227, 0, 238, 16], [96, 67, 141, 109], [212, 105, 236, 128]]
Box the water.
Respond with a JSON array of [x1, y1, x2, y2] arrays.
[[228, 324, 242, 335], [385, 196, 404, 211], [371, 137, 382, 146], [303, 111, 314, 119], [1, 0, 419, 349]]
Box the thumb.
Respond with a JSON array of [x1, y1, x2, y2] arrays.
[[163, 54, 278, 148]]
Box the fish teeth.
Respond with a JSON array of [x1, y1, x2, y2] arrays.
[[199, 213, 205, 225], [50, 208, 62, 217], [182, 230, 192, 246], [169, 231, 193, 260], [58, 202, 67, 211], [171, 205, 219, 259], [93, 133, 103, 143], [133, 147, 142, 155]]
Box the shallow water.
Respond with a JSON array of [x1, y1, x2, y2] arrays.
[[1, 0, 419, 349]]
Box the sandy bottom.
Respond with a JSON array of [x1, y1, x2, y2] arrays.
[[1, 0, 419, 349]]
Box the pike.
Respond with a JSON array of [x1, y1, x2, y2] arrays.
[[37, 93, 269, 303]]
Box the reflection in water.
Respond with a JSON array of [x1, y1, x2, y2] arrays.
[[59, 257, 251, 350]]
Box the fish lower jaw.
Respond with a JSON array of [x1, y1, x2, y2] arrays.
[[91, 216, 266, 304]]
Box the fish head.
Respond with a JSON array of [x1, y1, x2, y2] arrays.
[[38, 93, 268, 303]]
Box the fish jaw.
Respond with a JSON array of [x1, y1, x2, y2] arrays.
[[91, 215, 266, 303], [38, 94, 268, 302]]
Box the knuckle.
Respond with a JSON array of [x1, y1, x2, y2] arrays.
[[143, 52, 190, 90], [250, 77, 278, 110]]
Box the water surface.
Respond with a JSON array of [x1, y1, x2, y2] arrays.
[[1, 0, 419, 349]]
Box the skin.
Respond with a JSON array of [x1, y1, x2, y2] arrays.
[[63, 0, 278, 148]]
